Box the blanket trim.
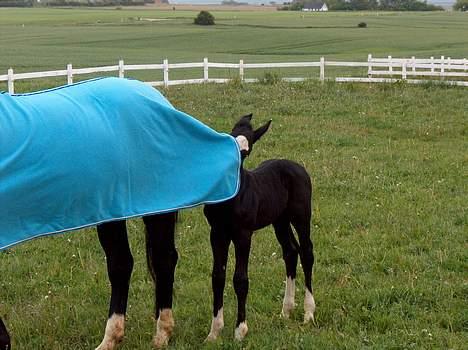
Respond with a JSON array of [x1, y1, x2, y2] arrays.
[[8, 77, 108, 97]]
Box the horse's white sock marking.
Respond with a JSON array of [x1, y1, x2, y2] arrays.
[[95, 313, 125, 350], [281, 277, 296, 318], [304, 289, 316, 324], [206, 307, 224, 342], [153, 308, 174, 348], [234, 321, 248, 341], [235, 135, 249, 152]]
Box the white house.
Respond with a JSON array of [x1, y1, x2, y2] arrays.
[[302, 2, 328, 11]]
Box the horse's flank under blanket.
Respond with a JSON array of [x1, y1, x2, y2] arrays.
[[0, 77, 241, 250]]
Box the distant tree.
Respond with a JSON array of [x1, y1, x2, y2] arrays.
[[453, 0, 468, 10], [194, 11, 215, 26]]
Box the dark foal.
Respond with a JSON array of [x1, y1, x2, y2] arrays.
[[204, 114, 315, 341], [0, 212, 178, 350], [95, 212, 178, 350]]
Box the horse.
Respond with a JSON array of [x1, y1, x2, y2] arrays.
[[0, 77, 241, 350], [204, 114, 316, 341]]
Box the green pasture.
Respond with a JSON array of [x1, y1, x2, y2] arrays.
[[1, 80, 467, 349], [0, 6, 467, 350], [0, 8, 468, 87]]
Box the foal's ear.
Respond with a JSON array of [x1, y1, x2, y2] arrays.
[[253, 119, 272, 143], [233, 114, 253, 130]]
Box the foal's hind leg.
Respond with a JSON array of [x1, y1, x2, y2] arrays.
[[273, 217, 300, 319], [291, 219, 315, 324], [143, 213, 178, 349], [96, 220, 133, 350]]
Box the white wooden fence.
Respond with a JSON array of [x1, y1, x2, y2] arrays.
[[1, 55, 467, 94]]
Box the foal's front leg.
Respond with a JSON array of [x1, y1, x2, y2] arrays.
[[232, 230, 252, 341], [143, 213, 178, 348], [206, 228, 230, 342], [96, 220, 133, 350]]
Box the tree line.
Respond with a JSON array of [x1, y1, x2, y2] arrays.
[[281, 0, 446, 11]]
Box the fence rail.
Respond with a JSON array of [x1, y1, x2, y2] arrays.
[[1, 55, 467, 93]]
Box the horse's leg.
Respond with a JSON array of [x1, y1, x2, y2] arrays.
[[291, 217, 315, 324], [96, 220, 133, 350], [206, 227, 230, 342], [232, 230, 252, 341], [143, 213, 178, 349], [273, 217, 300, 319], [0, 317, 10, 350]]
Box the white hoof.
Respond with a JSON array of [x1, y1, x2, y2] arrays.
[[153, 309, 174, 349], [234, 322, 248, 341], [281, 302, 295, 319], [95, 314, 125, 350], [281, 277, 296, 319], [304, 311, 315, 324], [304, 289, 316, 324], [205, 333, 218, 342], [205, 307, 224, 342]]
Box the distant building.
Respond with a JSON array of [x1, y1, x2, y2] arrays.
[[154, 0, 169, 4], [302, 2, 328, 11]]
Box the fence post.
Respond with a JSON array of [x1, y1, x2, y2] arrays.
[[440, 55, 445, 76], [388, 55, 392, 74], [203, 57, 209, 83], [7, 68, 14, 94], [411, 56, 416, 74], [320, 56, 325, 82], [367, 53, 372, 78], [402, 61, 407, 80], [430, 56, 434, 73], [239, 59, 244, 82], [163, 59, 169, 88], [67, 63, 73, 85], [118, 59, 125, 78]]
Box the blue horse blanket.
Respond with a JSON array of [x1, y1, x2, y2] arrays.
[[0, 77, 240, 250]]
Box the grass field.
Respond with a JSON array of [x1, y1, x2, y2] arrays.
[[1, 80, 467, 349], [0, 6, 467, 350], [0, 8, 468, 88]]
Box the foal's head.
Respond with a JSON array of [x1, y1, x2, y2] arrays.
[[231, 114, 272, 159]]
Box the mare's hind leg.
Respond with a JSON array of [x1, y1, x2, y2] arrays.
[[0, 317, 10, 350], [273, 217, 300, 319], [291, 218, 315, 324], [96, 220, 133, 350], [143, 213, 178, 349]]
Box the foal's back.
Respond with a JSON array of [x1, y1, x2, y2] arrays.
[[236, 159, 312, 230]]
